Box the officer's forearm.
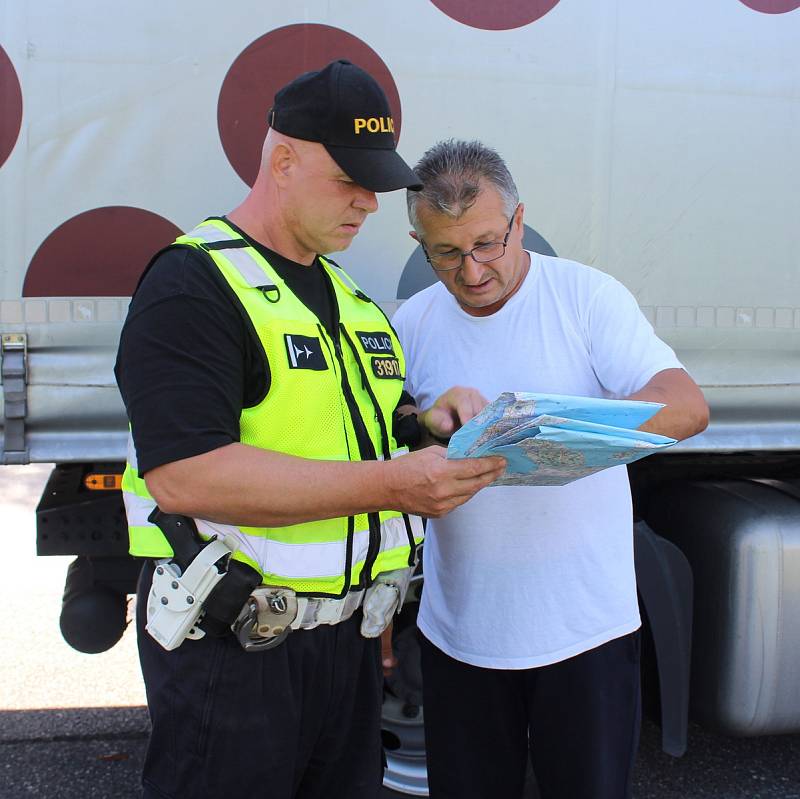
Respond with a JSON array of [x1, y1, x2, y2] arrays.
[[144, 442, 398, 527]]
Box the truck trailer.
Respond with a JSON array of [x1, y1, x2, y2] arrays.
[[1, 1, 799, 794]]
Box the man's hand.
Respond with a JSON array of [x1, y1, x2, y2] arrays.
[[381, 623, 397, 676], [419, 386, 489, 440], [385, 446, 505, 518]]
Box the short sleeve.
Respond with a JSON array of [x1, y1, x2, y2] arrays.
[[585, 277, 684, 398], [392, 304, 417, 399], [115, 247, 252, 475]]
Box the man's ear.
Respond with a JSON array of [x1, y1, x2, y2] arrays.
[[515, 203, 525, 233], [409, 230, 420, 242]]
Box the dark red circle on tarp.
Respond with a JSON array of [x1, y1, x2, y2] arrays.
[[217, 24, 403, 187], [23, 207, 182, 297], [737, 0, 800, 12], [0, 44, 23, 169], [430, 0, 562, 29]]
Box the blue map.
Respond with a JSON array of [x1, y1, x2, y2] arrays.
[[447, 392, 677, 486]]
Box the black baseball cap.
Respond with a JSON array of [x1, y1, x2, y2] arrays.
[[268, 59, 422, 193]]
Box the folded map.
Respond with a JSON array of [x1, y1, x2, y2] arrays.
[[447, 392, 677, 486]]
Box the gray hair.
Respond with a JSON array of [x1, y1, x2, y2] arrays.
[[407, 140, 519, 232]]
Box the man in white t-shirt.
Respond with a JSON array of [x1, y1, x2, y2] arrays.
[[391, 140, 709, 799]]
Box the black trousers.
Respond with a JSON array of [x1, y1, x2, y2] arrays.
[[420, 631, 642, 799], [136, 561, 384, 799]]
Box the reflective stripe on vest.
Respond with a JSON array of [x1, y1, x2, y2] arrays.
[[124, 488, 423, 580], [122, 219, 423, 596]]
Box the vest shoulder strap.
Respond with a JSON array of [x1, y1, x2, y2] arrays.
[[320, 257, 373, 303]]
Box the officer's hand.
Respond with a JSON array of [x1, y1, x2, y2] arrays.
[[381, 622, 397, 676], [419, 386, 489, 440], [387, 446, 505, 518]]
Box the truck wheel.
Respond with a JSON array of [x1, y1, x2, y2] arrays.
[[381, 575, 429, 796]]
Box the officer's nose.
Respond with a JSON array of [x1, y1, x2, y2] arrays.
[[354, 186, 379, 214]]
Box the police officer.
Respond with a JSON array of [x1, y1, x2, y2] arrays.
[[115, 61, 505, 799]]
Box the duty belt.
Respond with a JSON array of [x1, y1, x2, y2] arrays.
[[231, 586, 367, 651], [142, 509, 414, 653]]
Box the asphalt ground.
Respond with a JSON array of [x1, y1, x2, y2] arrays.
[[1, 464, 799, 799]]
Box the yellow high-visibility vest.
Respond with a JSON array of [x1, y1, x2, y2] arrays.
[[122, 218, 423, 597]]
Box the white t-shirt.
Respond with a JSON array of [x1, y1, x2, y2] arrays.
[[392, 252, 684, 669]]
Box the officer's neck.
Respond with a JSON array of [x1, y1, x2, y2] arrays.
[[228, 195, 317, 267]]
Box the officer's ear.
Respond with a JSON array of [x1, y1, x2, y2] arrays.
[[409, 230, 420, 243], [270, 142, 296, 185]]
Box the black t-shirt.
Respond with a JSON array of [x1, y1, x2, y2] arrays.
[[115, 217, 415, 475]]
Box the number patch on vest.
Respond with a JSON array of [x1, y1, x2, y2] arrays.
[[371, 356, 403, 380], [285, 334, 328, 371], [356, 330, 395, 355]]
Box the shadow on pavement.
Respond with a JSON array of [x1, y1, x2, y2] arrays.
[[0, 706, 149, 799], [1, 708, 799, 798]]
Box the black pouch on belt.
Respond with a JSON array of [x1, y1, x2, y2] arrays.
[[200, 560, 263, 637]]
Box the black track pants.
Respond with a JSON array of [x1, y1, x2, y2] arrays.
[[136, 561, 384, 799], [421, 631, 642, 799]]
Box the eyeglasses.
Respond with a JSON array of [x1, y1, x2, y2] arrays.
[[422, 207, 518, 272]]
